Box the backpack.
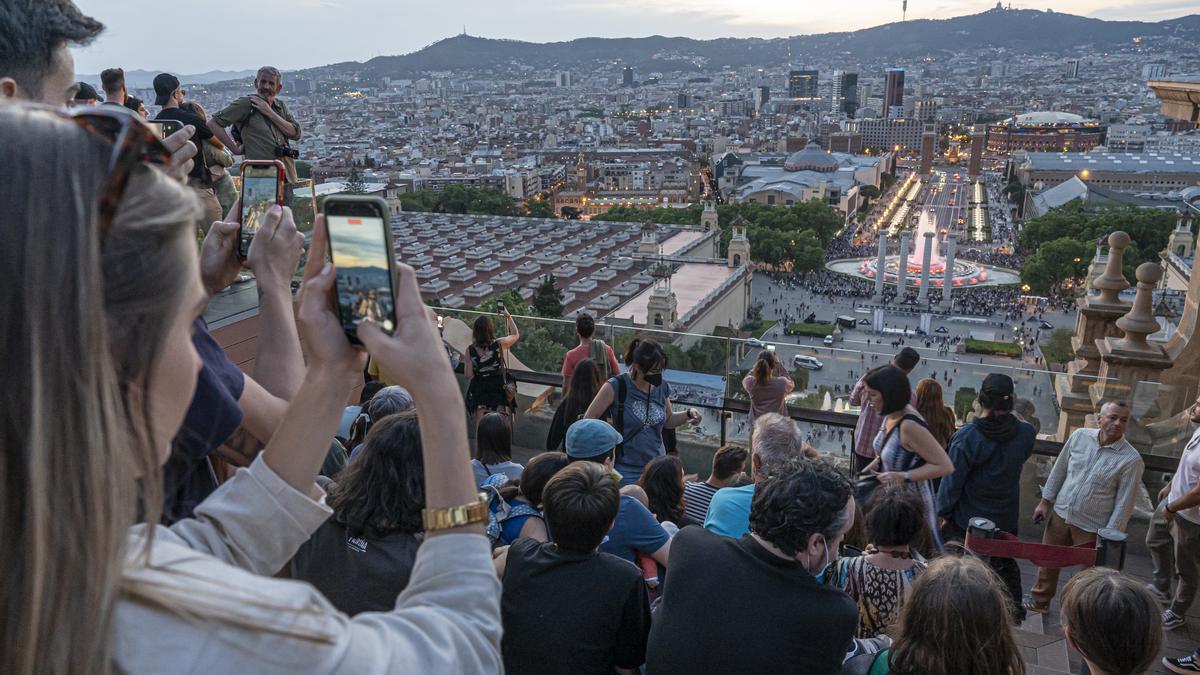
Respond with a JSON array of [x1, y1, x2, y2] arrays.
[[589, 339, 612, 382], [480, 474, 540, 546]]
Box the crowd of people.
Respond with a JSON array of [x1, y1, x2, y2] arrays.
[[3, 2, 1198, 674]]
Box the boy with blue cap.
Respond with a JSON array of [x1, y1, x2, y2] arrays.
[[566, 419, 671, 568]]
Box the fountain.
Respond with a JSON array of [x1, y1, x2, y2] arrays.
[[821, 391, 833, 411], [828, 208, 1020, 288]]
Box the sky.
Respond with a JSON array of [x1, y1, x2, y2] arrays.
[[327, 216, 390, 270], [72, 0, 1196, 75]]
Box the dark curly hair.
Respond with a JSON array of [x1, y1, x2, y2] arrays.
[[638, 455, 685, 524], [749, 458, 852, 557], [329, 412, 425, 537]]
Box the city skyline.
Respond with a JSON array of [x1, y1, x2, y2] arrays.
[[71, 0, 1196, 75]]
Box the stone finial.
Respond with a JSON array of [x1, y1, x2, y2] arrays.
[[1114, 262, 1165, 350], [1093, 231, 1131, 305]]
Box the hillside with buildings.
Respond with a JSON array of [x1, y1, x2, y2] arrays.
[[285, 8, 1200, 81]]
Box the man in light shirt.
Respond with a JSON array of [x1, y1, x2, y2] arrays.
[[1147, 394, 1200, 631], [1024, 401, 1143, 614]]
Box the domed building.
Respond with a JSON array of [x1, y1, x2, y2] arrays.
[[783, 143, 840, 172], [986, 111, 1107, 155], [724, 143, 889, 221]]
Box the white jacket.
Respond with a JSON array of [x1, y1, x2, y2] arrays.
[[114, 455, 502, 673]]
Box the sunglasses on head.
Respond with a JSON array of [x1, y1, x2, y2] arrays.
[[52, 105, 172, 238]]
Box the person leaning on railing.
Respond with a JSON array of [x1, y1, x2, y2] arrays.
[[0, 103, 501, 673]]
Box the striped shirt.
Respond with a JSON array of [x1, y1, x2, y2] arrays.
[[684, 481, 721, 524]]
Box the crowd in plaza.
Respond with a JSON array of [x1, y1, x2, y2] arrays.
[[6, 3, 1200, 674]]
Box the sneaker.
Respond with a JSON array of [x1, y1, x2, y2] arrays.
[[1164, 653, 1200, 673], [1146, 583, 1171, 605], [1163, 609, 1187, 631], [1022, 595, 1049, 615]]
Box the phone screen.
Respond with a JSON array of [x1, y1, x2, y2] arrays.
[[239, 165, 281, 257], [147, 120, 178, 140], [327, 212, 396, 337]]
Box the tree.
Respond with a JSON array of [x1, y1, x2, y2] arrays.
[[396, 186, 520, 216], [343, 167, 367, 195], [532, 275, 564, 318], [526, 197, 555, 219], [1042, 328, 1076, 365], [561, 206, 582, 220], [1020, 237, 1093, 295], [858, 184, 881, 211]]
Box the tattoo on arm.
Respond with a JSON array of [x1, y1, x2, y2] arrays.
[[214, 425, 265, 467]]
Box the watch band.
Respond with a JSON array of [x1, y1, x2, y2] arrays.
[[423, 493, 489, 532]]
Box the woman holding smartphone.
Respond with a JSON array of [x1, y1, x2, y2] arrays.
[[742, 349, 794, 430], [1, 104, 499, 673], [463, 307, 520, 423]]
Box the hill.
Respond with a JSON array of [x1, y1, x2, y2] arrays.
[[311, 8, 1200, 81]]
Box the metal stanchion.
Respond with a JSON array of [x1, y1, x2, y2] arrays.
[[968, 516, 997, 562], [1095, 528, 1127, 570]]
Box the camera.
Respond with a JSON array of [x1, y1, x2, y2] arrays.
[[274, 145, 300, 159]]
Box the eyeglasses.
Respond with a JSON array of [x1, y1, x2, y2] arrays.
[[56, 105, 171, 238]]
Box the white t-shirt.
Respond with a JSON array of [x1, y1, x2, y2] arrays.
[[1169, 426, 1200, 524]]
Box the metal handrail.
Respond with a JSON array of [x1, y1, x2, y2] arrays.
[[501, 367, 1179, 473]]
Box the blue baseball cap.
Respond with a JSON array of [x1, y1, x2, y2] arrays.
[[565, 419, 623, 459]]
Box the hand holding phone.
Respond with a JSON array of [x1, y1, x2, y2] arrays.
[[239, 160, 286, 259], [322, 195, 398, 343]]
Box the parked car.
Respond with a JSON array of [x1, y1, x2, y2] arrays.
[[822, 335, 834, 346], [792, 355, 824, 370]]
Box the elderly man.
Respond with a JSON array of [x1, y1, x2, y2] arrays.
[[1148, 394, 1200, 631], [704, 413, 814, 538], [1024, 401, 1143, 614], [208, 66, 303, 184]]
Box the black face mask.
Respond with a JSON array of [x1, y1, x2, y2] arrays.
[[644, 372, 663, 387]]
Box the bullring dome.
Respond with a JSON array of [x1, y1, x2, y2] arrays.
[[784, 143, 839, 173]]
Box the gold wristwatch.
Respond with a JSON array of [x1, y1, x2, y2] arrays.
[[422, 493, 489, 532]]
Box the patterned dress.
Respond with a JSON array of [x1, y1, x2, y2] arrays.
[[873, 415, 944, 552], [826, 555, 927, 638]]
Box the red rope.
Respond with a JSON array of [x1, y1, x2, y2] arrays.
[[965, 530, 1097, 569]]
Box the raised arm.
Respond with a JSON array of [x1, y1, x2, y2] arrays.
[[496, 309, 519, 350], [245, 205, 306, 400], [207, 118, 242, 155]]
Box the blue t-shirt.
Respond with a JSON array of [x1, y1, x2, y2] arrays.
[[608, 374, 671, 484], [600, 494, 670, 563], [161, 317, 246, 523], [704, 484, 756, 538]]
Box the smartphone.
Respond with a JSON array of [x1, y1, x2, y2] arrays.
[[238, 160, 285, 259], [766, 344, 776, 353], [322, 195, 398, 343], [147, 119, 182, 140]]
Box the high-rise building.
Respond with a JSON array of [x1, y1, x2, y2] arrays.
[[788, 69, 818, 100], [755, 85, 771, 111], [1065, 59, 1080, 79], [830, 71, 859, 117], [556, 72, 572, 87], [913, 98, 938, 123], [677, 92, 692, 109], [884, 68, 905, 118], [622, 66, 634, 86]]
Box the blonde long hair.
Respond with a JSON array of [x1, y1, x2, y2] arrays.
[[0, 106, 199, 674], [915, 378, 956, 448]]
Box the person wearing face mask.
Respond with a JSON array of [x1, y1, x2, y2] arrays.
[[584, 338, 700, 486], [645, 459, 858, 675]]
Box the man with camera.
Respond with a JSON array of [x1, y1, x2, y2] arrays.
[[208, 66, 303, 188]]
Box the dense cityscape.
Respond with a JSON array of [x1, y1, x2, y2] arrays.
[[7, 0, 1200, 673]]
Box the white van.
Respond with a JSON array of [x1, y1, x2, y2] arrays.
[[792, 354, 824, 370]]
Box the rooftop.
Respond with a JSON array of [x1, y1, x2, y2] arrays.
[[1000, 111, 1093, 126], [1022, 151, 1200, 173]]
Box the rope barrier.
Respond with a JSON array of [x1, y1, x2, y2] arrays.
[[965, 530, 1097, 569]]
